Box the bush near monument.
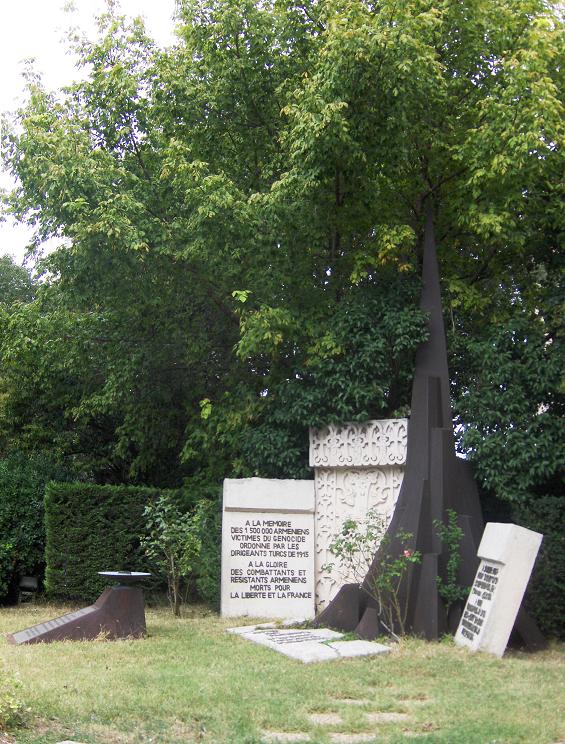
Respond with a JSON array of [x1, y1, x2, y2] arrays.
[[44, 482, 220, 605], [141, 494, 202, 616], [513, 496, 565, 640]]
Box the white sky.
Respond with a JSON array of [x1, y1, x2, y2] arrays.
[[0, 0, 178, 265]]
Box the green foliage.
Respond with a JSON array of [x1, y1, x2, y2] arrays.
[[187, 276, 427, 481], [367, 534, 421, 638], [434, 510, 469, 617], [323, 509, 389, 581], [0, 256, 34, 309], [141, 494, 202, 616], [0, 541, 14, 598], [44, 482, 164, 600], [0, 668, 29, 732], [454, 306, 564, 637], [191, 498, 222, 609], [0, 452, 77, 602], [0, 0, 562, 623], [513, 496, 565, 639], [455, 311, 563, 505], [324, 510, 421, 637]]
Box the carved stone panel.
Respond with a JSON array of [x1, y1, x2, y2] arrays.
[[309, 419, 408, 469], [314, 466, 405, 610], [310, 420, 408, 611]]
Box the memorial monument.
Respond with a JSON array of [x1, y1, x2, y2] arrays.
[[314, 202, 544, 646], [221, 478, 316, 619], [8, 571, 150, 645]]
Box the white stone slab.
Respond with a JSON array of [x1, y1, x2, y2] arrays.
[[328, 640, 391, 658], [221, 478, 316, 620], [228, 624, 391, 663], [223, 477, 315, 513], [455, 522, 543, 658]]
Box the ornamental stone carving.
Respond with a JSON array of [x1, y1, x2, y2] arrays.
[[309, 419, 408, 469], [311, 419, 408, 611]]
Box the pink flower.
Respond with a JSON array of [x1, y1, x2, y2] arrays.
[[403, 550, 413, 558]]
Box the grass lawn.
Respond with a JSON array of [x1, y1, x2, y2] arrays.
[[0, 602, 563, 744]]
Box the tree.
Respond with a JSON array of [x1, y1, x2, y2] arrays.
[[0, 0, 562, 510], [0, 256, 34, 308]]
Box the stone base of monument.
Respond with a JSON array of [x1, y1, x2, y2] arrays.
[[7, 574, 150, 645], [228, 623, 391, 663]]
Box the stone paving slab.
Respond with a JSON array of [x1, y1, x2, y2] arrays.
[[228, 624, 391, 664], [261, 733, 311, 743], [308, 712, 344, 725], [365, 712, 409, 723], [328, 735, 378, 743]]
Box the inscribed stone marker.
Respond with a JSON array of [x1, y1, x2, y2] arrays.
[[455, 522, 542, 657], [221, 478, 315, 619]]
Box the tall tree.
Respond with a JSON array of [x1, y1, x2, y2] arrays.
[[0, 0, 562, 498]]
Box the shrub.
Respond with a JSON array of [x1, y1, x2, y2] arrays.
[[44, 482, 166, 601], [0, 452, 77, 602], [513, 495, 565, 639], [141, 494, 202, 616], [192, 498, 222, 609], [323, 509, 421, 638], [0, 668, 29, 731]]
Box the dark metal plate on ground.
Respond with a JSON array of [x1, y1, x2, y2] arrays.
[[7, 584, 148, 645]]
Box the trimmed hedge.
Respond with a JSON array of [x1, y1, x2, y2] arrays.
[[45, 483, 166, 601], [514, 495, 565, 639], [192, 498, 222, 609], [0, 452, 77, 602]]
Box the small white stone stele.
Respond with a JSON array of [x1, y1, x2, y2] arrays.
[[228, 624, 391, 664], [455, 522, 543, 658], [221, 478, 316, 620]]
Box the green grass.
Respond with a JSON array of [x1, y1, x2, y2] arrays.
[[0, 602, 563, 744]]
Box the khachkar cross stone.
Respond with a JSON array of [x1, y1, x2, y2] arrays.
[[455, 523, 542, 657], [309, 420, 408, 611]]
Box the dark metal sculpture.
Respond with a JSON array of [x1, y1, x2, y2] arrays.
[[314, 204, 543, 646], [7, 571, 151, 645]]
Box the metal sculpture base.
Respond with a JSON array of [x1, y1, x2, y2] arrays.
[[7, 585, 147, 645]]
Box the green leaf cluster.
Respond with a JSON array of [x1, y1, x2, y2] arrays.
[[141, 493, 203, 616]]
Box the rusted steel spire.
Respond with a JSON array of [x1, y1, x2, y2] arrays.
[[315, 200, 484, 639]]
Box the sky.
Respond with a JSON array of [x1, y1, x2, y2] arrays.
[[0, 0, 178, 265]]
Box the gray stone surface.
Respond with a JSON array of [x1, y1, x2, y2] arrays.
[[308, 712, 343, 725], [365, 712, 409, 723], [329, 641, 391, 658], [221, 478, 316, 620], [455, 522, 543, 658], [228, 624, 391, 664]]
